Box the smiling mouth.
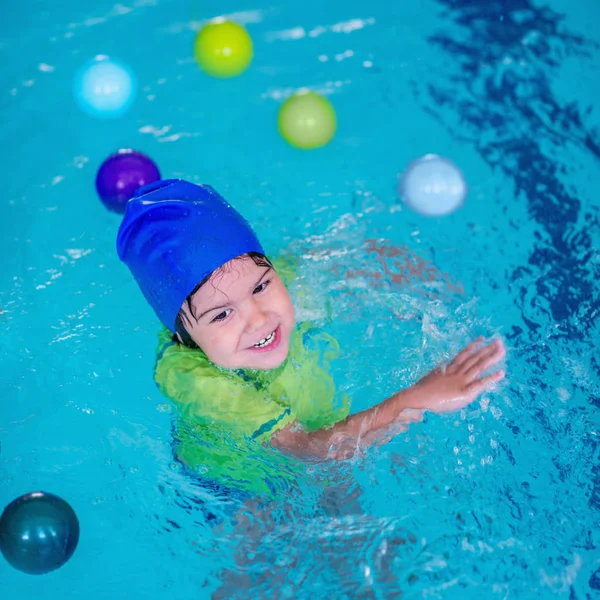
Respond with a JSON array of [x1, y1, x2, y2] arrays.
[[253, 330, 276, 348]]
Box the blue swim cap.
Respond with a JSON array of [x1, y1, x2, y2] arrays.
[[117, 179, 264, 331]]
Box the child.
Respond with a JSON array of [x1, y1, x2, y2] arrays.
[[117, 179, 505, 497]]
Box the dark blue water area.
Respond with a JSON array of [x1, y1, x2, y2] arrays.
[[415, 0, 600, 595]]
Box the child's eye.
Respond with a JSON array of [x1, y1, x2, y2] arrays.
[[211, 309, 232, 323], [253, 280, 271, 294]]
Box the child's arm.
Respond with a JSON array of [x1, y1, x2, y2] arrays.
[[271, 337, 505, 459]]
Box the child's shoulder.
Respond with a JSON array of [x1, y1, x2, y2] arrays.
[[271, 253, 297, 285], [154, 328, 235, 402]]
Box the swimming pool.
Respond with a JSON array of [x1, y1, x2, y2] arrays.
[[1, 0, 599, 596]]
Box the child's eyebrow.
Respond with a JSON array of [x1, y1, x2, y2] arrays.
[[196, 266, 273, 320], [197, 302, 229, 320], [253, 266, 273, 289]]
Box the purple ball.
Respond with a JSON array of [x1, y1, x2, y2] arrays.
[[96, 149, 160, 213]]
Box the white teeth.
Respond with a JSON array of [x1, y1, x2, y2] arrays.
[[254, 331, 275, 348]]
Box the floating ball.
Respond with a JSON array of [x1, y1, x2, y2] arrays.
[[278, 92, 337, 150], [96, 149, 161, 213], [0, 492, 79, 575], [194, 20, 253, 78], [399, 155, 467, 217], [74, 57, 137, 118]]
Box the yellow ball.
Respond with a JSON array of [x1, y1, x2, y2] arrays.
[[278, 92, 337, 149], [193, 20, 253, 78]]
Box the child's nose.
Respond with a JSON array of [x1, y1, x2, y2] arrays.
[[245, 302, 268, 332]]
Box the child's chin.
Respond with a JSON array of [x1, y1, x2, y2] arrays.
[[247, 346, 289, 370], [251, 354, 287, 371]]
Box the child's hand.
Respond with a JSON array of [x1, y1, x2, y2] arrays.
[[272, 337, 506, 461], [409, 338, 506, 413]]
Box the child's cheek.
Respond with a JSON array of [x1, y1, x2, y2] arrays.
[[207, 324, 235, 353], [206, 331, 222, 352]]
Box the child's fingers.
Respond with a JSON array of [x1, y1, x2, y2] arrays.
[[466, 369, 505, 397], [459, 339, 503, 375], [463, 340, 506, 380], [448, 337, 485, 371]]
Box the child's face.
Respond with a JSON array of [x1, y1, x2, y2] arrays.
[[179, 256, 296, 370]]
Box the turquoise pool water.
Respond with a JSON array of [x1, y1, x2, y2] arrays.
[[1, 0, 599, 597]]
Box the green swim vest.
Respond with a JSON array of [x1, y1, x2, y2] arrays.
[[154, 312, 350, 497]]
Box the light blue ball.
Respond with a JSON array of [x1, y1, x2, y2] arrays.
[[74, 57, 137, 119], [400, 155, 467, 217]]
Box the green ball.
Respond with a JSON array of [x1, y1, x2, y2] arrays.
[[193, 20, 253, 78], [278, 92, 337, 150]]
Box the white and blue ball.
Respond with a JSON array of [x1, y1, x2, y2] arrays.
[[399, 154, 467, 217], [74, 57, 137, 119]]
